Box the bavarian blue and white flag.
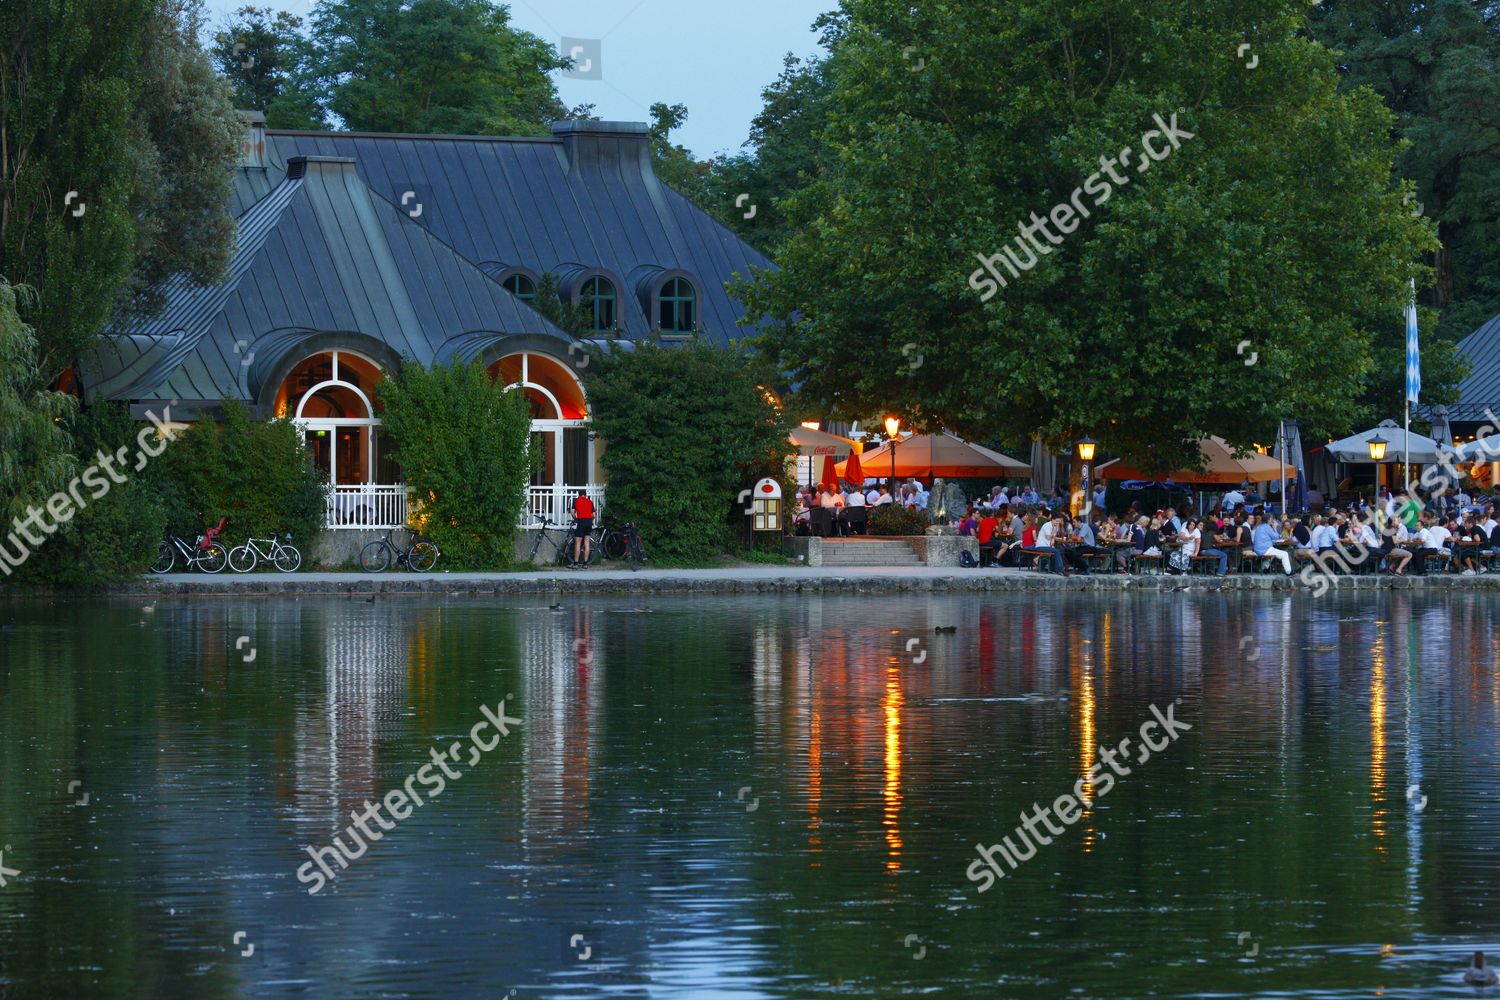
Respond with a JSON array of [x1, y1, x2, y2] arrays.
[[1405, 279, 1421, 405]]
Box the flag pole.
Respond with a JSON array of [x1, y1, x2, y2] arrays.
[[1404, 398, 1411, 491], [1279, 421, 1286, 517]]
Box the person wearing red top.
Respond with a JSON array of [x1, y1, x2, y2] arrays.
[[571, 492, 595, 566], [976, 511, 1002, 564]]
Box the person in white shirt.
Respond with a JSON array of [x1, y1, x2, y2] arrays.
[[818, 487, 844, 510], [865, 486, 880, 505], [1311, 518, 1338, 551], [874, 485, 895, 506], [1031, 514, 1068, 574], [846, 488, 866, 508], [1384, 521, 1414, 575], [916, 486, 930, 510]]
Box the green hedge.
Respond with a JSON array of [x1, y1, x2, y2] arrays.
[[868, 503, 931, 536], [158, 399, 326, 548], [377, 357, 533, 568], [584, 339, 792, 562]]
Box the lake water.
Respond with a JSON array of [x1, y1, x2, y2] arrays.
[[0, 591, 1496, 998]]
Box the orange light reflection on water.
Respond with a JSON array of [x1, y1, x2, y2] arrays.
[[882, 665, 903, 871]]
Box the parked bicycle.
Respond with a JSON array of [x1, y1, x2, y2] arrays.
[[618, 521, 646, 570], [151, 518, 229, 574], [594, 520, 628, 561], [360, 528, 439, 573], [228, 531, 302, 573], [528, 518, 596, 567]]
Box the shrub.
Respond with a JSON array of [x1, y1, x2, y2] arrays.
[[868, 503, 931, 536], [15, 401, 168, 585], [377, 357, 532, 568], [585, 339, 792, 562], [158, 399, 326, 547]]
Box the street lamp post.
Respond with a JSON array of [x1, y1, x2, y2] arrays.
[[1368, 434, 1388, 501], [884, 415, 901, 491], [1076, 437, 1097, 516]]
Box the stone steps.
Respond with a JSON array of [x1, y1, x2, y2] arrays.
[[818, 539, 923, 567]]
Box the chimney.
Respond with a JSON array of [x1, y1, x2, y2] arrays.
[[550, 120, 651, 174], [238, 110, 267, 169]]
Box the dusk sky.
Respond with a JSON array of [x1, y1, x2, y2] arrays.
[[201, 0, 830, 158]]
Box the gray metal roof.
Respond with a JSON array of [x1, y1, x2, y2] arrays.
[[1451, 311, 1500, 423], [82, 119, 771, 409], [260, 123, 771, 343]]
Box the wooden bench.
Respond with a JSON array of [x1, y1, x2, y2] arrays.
[[1134, 553, 1165, 575], [1191, 554, 1221, 575]]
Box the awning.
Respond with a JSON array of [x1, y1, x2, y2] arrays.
[[1096, 436, 1293, 484]]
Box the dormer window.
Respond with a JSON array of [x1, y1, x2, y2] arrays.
[[581, 275, 617, 333], [658, 277, 696, 333], [502, 272, 537, 304]]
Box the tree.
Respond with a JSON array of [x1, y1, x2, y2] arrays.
[[119, 0, 242, 321], [0, 0, 239, 383], [212, 6, 323, 129], [1307, 0, 1496, 412], [377, 358, 533, 568], [737, 0, 1437, 472], [648, 102, 725, 221], [0, 281, 74, 557], [585, 340, 791, 562], [714, 53, 836, 253], [310, 0, 570, 136]]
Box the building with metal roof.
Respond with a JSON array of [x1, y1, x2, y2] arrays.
[[79, 114, 773, 531], [1450, 311, 1500, 428]]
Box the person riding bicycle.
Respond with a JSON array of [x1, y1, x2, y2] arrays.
[[570, 491, 595, 567]]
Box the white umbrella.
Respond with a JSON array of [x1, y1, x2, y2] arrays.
[[1324, 420, 1441, 464]]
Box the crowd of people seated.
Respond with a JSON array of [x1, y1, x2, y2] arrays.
[[790, 473, 1500, 576], [954, 486, 1500, 577]]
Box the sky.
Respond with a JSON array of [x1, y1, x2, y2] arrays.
[[201, 0, 830, 159]]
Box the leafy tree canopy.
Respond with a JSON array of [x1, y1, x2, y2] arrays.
[[0, 0, 239, 382], [737, 0, 1437, 472], [308, 0, 570, 135]]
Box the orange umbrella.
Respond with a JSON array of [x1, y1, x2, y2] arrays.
[[843, 450, 865, 486], [1095, 436, 1294, 484], [820, 455, 838, 490], [838, 432, 1029, 479]]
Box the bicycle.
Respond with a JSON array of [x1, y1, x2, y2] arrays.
[[527, 518, 596, 567], [359, 528, 440, 573], [618, 521, 646, 570], [228, 531, 302, 573], [594, 520, 627, 561], [150, 518, 229, 574]]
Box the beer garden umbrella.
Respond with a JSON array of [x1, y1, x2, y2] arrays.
[[837, 432, 1029, 480], [843, 450, 865, 486]]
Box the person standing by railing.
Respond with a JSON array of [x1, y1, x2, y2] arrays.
[[570, 491, 595, 567]]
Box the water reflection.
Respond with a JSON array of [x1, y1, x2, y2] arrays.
[[1, 591, 1499, 998]]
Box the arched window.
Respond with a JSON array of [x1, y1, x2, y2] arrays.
[[580, 276, 617, 333], [274, 350, 398, 489], [502, 272, 536, 304], [658, 276, 696, 333]]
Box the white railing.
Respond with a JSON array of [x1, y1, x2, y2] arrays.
[[521, 484, 605, 528], [325, 483, 409, 530]]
